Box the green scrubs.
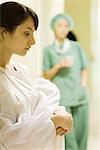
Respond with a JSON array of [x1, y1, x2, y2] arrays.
[[43, 41, 88, 150]]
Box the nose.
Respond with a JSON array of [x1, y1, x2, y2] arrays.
[[29, 36, 35, 46]]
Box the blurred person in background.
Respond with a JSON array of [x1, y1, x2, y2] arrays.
[[42, 13, 88, 150]]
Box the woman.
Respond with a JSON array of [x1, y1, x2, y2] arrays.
[[43, 13, 88, 150], [0, 2, 73, 150]]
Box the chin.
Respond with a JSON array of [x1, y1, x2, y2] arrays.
[[59, 37, 66, 41], [58, 35, 66, 40], [16, 52, 27, 56], [21, 52, 27, 56]]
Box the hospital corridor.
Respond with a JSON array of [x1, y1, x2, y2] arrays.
[[0, 0, 100, 150]]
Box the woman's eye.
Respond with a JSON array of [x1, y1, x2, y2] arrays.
[[24, 32, 30, 37]]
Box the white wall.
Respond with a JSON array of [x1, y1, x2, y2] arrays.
[[90, 0, 100, 127], [88, 0, 100, 149]]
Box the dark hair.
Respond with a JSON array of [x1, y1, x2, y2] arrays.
[[67, 31, 77, 41], [0, 1, 39, 32]]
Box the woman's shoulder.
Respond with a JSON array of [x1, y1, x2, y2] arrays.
[[69, 40, 83, 54], [69, 40, 80, 47]]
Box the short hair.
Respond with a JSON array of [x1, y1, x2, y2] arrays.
[[0, 1, 39, 32], [51, 13, 74, 31]]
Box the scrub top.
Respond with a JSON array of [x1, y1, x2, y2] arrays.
[[0, 61, 64, 150], [43, 40, 88, 107]]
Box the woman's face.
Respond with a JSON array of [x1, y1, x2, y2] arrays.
[[54, 18, 69, 40], [3, 16, 35, 56]]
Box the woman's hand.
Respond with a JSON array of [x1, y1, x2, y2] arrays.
[[51, 115, 66, 136], [56, 127, 68, 136], [58, 58, 73, 69], [51, 113, 63, 129], [51, 111, 73, 135], [60, 112, 73, 131]]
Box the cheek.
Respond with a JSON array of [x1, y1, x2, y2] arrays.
[[55, 28, 61, 35], [65, 30, 69, 35], [55, 29, 67, 37], [11, 37, 26, 50]]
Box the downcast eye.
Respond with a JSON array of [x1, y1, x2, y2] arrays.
[[24, 32, 30, 37]]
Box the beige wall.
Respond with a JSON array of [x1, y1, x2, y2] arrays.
[[64, 0, 92, 61]]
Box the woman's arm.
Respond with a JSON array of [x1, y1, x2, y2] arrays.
[[43, 59, 72, 80], [81, 68, 88, 87], [43, 64, 60, 80], [0, 93, 55, 148]]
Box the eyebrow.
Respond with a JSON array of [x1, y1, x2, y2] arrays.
[[25, 27, 34, 31]]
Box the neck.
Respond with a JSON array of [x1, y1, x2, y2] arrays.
[[0, 44, 12, 68], [56, 37, 65, 45]]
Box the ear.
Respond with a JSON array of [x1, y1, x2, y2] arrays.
[[0, 27, 4, 40], [2, 29, 8, 39], [0, 27, 8, 40]]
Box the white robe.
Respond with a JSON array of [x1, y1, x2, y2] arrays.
[[0, 61, 64, 150]]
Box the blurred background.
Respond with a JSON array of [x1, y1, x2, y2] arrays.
[[0, 0, 100, 149]]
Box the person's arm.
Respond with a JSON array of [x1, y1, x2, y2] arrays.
[[0, 100, 72, 147], [43, 63, 60, 80], [0, 105, 54, 148], [77, 44, 88, 87], [81, 68, 88, 87], [43, 59, 72, 80], [0, 90, 57, 148]]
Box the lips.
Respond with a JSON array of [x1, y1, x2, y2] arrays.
[[25, 48, 30, 50]]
